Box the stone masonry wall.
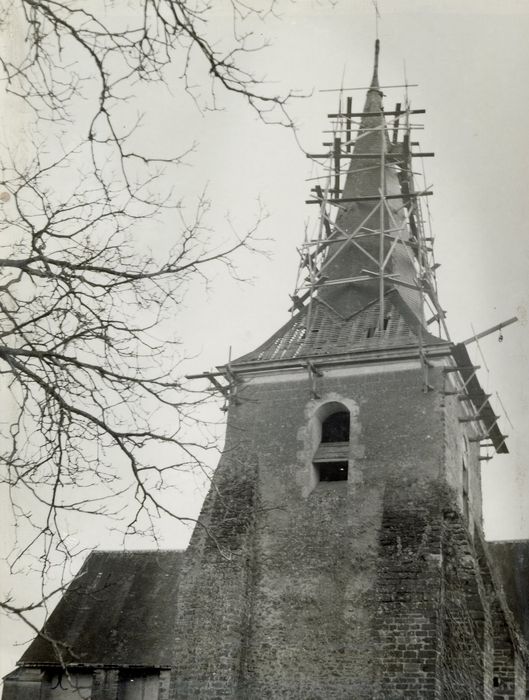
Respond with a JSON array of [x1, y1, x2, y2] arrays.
[[441, 513, 488, 698], [172, 437, 259, 699], [175, 361, 451, 698], [439, 387, 527, 700], [171, 358, 528, 699], [372, 488, 444, 699], [240, 363, 449, 699]]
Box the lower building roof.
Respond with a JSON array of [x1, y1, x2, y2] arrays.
[[19, 550, 183, 668]]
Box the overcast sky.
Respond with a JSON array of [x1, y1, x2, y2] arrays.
[[1, 0, 529, 681]]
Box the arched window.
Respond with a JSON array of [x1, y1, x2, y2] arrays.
[[313, 403, 350, 482], [321, 411, 350, 443]]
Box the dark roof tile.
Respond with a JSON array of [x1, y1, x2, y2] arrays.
[[19, 550, 183, 668], [232, 290, 446, 366]]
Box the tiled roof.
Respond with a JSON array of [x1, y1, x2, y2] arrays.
[[19, 550, 183, 667], [233, 290, 446, 366]]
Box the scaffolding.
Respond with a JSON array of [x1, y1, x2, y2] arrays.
[[291, 86, 448, 347], [286, 79, 515, 454], [187, 70, 516, 459]]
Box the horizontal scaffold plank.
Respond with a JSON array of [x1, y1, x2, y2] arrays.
[[305, 192, 433, 205], [327, 109, 426, 118], [306, 152, 434, 159]]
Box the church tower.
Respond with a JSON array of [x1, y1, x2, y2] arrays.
[[4, 41, 529, 700], [172, 40, 525, 698]]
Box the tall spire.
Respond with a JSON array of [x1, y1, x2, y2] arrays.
[[317, 39, 422, 321], [317, 39, 390, 316], [231, 41, 446, 367]]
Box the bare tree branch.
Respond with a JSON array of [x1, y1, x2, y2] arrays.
[[0, 0, 290, 633]]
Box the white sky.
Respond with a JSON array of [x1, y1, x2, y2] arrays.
[[1, 0, 529, 682]]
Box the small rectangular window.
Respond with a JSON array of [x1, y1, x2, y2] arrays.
[[118, 672, 160, 700], [317, 461, 348, 482]]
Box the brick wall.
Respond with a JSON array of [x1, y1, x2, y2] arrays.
[[372, 486, 447, 699], [491, 596, 516, 699], [170, 359, 528, 698], [242, 364, 449, 698], [170, 362, 454, 697], [440, 513, 487, 698], [172, 438, 258, 699]]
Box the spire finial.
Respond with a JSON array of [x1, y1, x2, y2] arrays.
[[372, 0, 381, 39], [371, 0, 381, 88]]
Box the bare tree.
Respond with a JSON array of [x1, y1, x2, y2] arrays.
[[0, 0, 296, 628]]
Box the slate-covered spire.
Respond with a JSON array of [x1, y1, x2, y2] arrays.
[[230, 41, 445, 368], [372, 36, 380, 84], [318, 39, 422, 321]]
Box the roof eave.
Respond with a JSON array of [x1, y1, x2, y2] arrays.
[[223, 340, 452, 375], [16, 662, 172, 670]]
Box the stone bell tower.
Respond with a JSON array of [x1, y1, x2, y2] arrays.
[[172, 41, 526, 699], [5, 41, 528, 700]]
